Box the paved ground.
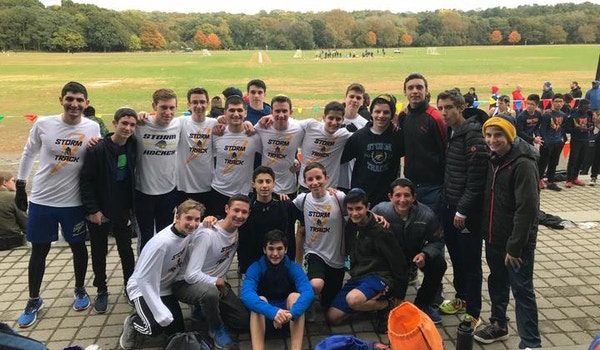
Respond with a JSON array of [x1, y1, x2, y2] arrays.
[[1, 175, 599, 350]]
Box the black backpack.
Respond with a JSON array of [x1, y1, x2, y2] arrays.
[[163, 331, 212, 350]]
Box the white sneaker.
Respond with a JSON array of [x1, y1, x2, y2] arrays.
[[590, 178, 597, 186]]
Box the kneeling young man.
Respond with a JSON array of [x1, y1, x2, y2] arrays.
[[172, 194, 251, 350], [241, 229, 314, 350], [120, 199, 204, 350], [327, 189, 408, 334]]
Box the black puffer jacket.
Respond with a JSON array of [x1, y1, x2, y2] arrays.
[[444, 109, 489, 218], [481, 139, 540, 257]]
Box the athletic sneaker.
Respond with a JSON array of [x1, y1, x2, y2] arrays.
[[438, 298, 465, 315], [461, 313, 482, 331], [119, 314, 137, 350], [590, 178, 597, 186], [573, 179, 586, 186], [473, 322, 509, 344], [17, 297, 44, 328], [421, 305, 442, 325], [209, 323, 237, 349], [538, 179, 546, 189], [94, 291, 109, 314], [565, 181, 573, 188], [73, 287, 91, 311], [546, 182, 562, 191]]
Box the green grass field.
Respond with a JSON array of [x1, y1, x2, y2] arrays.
[[0, 45, 598, 153]]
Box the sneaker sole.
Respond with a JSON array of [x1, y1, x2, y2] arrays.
[[474, 333, 509, 344], [119, 315, 135, 350], [17, 303, 43, 328], [73, 301, 91, 311], [94, 305, 108, 314]]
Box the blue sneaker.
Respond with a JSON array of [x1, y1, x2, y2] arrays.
[[421, 305, 443, 325], [73, 287, 91, 311], [17, 297, 44, 328], [209, 323, 236, 349]]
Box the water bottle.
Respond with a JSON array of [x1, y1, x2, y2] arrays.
[[456, 320, 473, 350]]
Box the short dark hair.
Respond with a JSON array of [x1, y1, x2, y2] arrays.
[[247, 79, 267, 92], [187, 87, 209, 103], [228, 194, 251, 207], [403, 72, 428, 90], [225, 95, 245, 109], [324, 101, 345, 116], [343, 188, 368, 207], [270, 94, 292, 111], [83, 106, 95, 117], [61, 81, 88, 99], [389, 178, 416, 196], [437, 90, 465, 109], [253, 166, 275, 182], [263, 229, 288, 248], [113, 107, 138, 122], [526, 94, 540, 103], [303, 161, 327, 177], [552, 93, 564, 101]]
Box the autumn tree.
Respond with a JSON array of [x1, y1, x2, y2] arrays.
[[489, 30, 503, 44], [577, 24, 596, 43], [365, 31, 377, 47], [194, 30, 208, 48], [140, 22, 165, 50], [206, 33, 221, 49], [400, 33, 413, 46], [507, 30, 521, 44]]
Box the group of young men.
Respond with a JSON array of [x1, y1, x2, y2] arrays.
[[13, 72, 573, 350]]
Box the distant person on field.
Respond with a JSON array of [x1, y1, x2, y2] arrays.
[[489, 95, 516, 119], [585, 80, 600, 110], [0, 172, 26, 250], [511, 85, 525, 114], [358, 92, 372, 121], [209, 95, 224, 118], [15, 81, 100, 328], [588, 109, 600, 186], [540, 81, 554, 110], [83, 106, 109, 137], [538, 94, 566, 191], [241, 229, 314, 350], [80, 107, 138, 313], [564, 99, 591, 188]]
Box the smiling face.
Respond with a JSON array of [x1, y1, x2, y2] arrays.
[[304, 167, 328, 197], [225, 103, 246, 127], [188, 93, 208, 120], [112, 116, 136, 143], [60, 92, 89, 123], [389, 185, 416, 217], [263, 240, 287, 265], [404, 78, 428, 108], [153, 98, 177, 126], [271, 101, 291, 130], [174, 209, 201, 235], [346, 201, 369, 225], [253, 172, 275, 202], [322, 110, 344, 134], [485, 126, 511, 157], [224, 200, 250, 228], [371, 103, 392, 131]]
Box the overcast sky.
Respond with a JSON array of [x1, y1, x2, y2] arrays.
[[39, 0, 593, 14]]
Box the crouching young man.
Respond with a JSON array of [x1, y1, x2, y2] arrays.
[[240, 229, 314, 350], [326, 189, 408, 334], [119, 199, 204, 350]]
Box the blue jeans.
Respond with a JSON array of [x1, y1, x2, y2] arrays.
[[443, 205, 482, 318], [485, 244, 541, 349], [415, 184, 444, 222]]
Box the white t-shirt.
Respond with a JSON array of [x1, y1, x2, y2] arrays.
[[297, 119, 351, 188], [293, 191, 346, 268], [338, 115, 369, 189], [18, 115, 100, 207], [126, 225, 189, 325], [212, 128, 262, 197], [255, 119, 304, 194], [176, 222, 239, 285], [135, 117, 181, 195], [177, 116, 217, 193]]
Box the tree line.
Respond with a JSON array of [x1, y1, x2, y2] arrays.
[[1, 0, 599, 52]]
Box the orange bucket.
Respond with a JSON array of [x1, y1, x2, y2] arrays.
[[387, 302, 444, 350]]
